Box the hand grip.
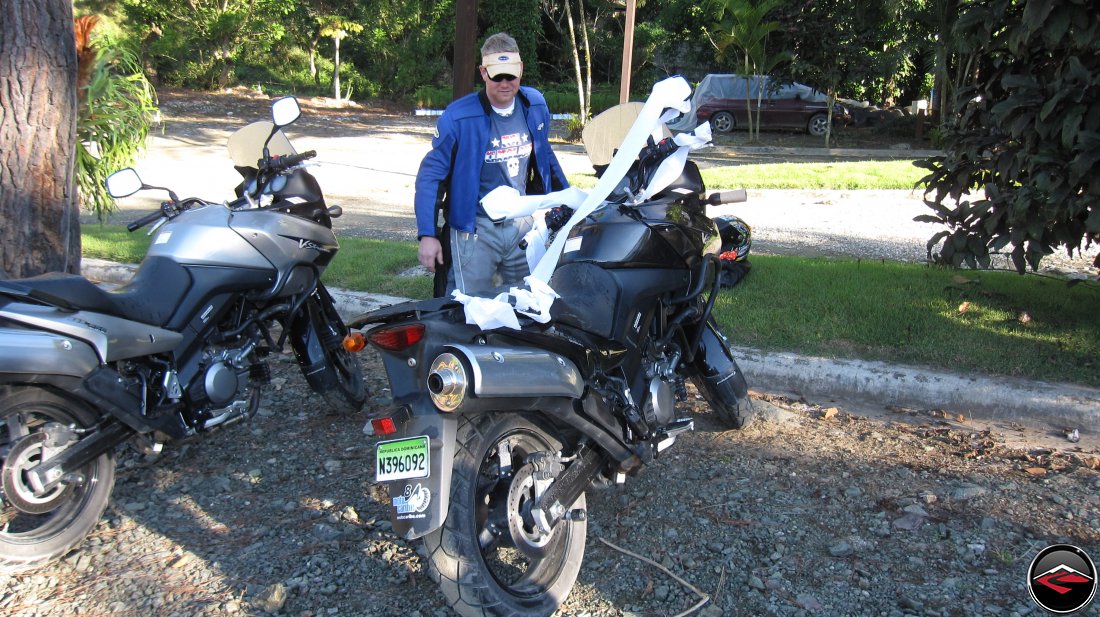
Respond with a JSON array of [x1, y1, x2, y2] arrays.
[[126, 210, 163, 232], [707, 189, 747, 205]]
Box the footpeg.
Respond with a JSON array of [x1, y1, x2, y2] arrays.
[[658, 418, 694, 438]]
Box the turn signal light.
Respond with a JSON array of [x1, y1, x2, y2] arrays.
[[367, 323, 426, 351], [342, 332, 366, 352], [371, 417, 397, 436]]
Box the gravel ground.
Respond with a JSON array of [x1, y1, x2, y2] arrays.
[[2, 350, 1098, 617]]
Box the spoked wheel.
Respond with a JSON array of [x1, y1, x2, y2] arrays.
[[423, 413, 587, 617], [0, 387, 115, 572]]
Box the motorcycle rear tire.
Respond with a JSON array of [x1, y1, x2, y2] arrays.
[[422, 413, 587, 617], [0, 387, 116, 573]]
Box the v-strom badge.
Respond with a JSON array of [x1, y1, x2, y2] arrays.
[[279, 234, 333, 253], [1028, 544, 1096, 614]]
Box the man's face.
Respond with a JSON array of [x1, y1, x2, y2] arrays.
[[481, 65, 522, 109]]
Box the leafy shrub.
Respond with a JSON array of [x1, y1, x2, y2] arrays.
[[916, 0, 1100, 273], [76, 34, 158, 221]]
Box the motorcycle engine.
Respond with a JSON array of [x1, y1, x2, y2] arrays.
[[643, 376, 676, 426], [188, 342, 265, 427], [642, 350, 684, 427]]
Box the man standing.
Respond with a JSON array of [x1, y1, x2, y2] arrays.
[[415, 32, 569, 296]]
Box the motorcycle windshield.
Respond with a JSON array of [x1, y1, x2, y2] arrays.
[[227, 121, 297, 168]]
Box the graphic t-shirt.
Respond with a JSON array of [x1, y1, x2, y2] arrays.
[[478, 106, 531, 207]]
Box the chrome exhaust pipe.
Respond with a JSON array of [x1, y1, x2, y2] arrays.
[[427, 344, 583, 411]]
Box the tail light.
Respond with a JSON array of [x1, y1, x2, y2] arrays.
[[367, 323, 426, 351]]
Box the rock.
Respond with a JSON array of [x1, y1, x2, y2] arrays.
[[893, 513, 926, 531], [254, 583, 287, 613], [952, 484, 988, 500], [796, 593, 823, 611], [312, 523, 343, 542], [748, 575, 767, 591], [829, 541, 853, 557]]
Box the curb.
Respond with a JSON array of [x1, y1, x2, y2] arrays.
[[732, 346, 1100, 431], [82, 258, 1100, 432]]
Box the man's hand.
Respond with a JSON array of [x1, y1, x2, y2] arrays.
[[418, 236, 445, 272]]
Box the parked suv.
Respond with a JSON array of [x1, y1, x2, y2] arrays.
[[689, 74, 850, 137]]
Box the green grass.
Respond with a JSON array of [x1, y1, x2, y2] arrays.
[[82, 226, 1100, 388], [715, 256, 1100, 387], [567, 159, 927, 191]]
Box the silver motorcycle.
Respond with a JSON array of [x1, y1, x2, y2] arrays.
[[0, 96, 365, 571]]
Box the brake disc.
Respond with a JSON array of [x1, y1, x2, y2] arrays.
[[506, 464, 554, 559], [2, 432, 74, 515]]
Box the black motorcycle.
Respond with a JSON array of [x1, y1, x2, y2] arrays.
[[0, 96, 365, 571], [348, 82, 752, 616]]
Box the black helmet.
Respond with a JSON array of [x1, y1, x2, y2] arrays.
[[716, 215, 751, 262]]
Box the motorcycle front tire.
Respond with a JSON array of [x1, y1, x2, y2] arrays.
[[293, 290, 366, 415], [0, 386, 116, 573], [314, 343, 366, 415], [422, 412, 587, 617]]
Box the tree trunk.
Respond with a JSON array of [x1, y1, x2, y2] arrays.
[[332, 33, 342, 101], [579, 0, 593, 119], [0, 0, 80, 279], [564, 0, 585, 120], [309, 36, 319, 85]]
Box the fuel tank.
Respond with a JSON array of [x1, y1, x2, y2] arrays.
[[558, 196, 719, 270], [145, 204, 271, 270]]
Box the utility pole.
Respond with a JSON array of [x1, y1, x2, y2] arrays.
[[618, 0, 636, 103], [453, 0, 478, 101]]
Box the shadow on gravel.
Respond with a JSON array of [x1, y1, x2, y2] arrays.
[[3, 353, 1098, 616]]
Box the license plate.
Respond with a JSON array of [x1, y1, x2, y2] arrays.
[[375, 435, 430, 482]]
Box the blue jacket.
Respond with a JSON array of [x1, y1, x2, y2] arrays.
[[414, 87, 569, 237]]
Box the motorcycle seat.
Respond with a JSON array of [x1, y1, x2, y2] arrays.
[[12, 257, 191, 327]]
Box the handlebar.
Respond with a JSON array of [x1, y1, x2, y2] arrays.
[[126, 209, 165, 232], [268, 149, 316, 172]]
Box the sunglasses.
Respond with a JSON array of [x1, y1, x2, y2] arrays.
[[488, 73, 518, 83]]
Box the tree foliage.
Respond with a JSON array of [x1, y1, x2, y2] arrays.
[[916, 0, 1100, 273], [94, 0, 948, 111], [121, 0, 293, 88], [711, 0, 791, 141]]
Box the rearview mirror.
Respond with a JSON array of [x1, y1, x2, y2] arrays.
[[105, 168, 144, 198], [271, 96, 301, 128]]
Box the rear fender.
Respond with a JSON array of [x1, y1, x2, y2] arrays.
[[380, 407, 457, 540], [0, 326, 100, 379]]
